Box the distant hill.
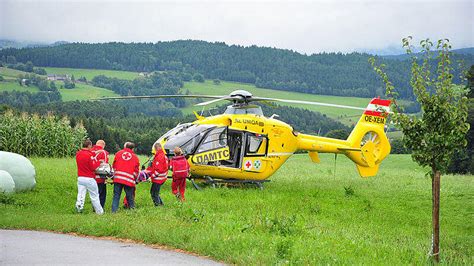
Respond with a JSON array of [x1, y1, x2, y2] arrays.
[[0, 39, 69, 50], [382, 47, 474, 60], [0, 40, 472, 100]]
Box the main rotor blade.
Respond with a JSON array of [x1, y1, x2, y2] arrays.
[[252, 97, 366, 111], [93, 94, 228, 101], [194, 97, 231, 106]]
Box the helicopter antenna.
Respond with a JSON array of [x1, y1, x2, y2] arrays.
[[317, 127, 321, 136], [200, 105, 206, 116], [333, 153, 338, 178]]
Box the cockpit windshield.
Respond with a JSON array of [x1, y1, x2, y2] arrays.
[[158, 123, 192, 143], [163, 124, 215, 155], [224, 105, 263, 116]]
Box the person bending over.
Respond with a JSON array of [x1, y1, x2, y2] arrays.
[[112, 142, 140, 213], [92, 139, 109, 208]]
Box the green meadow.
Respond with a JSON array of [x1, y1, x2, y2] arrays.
[[0, 67, 29, 79], [57, 82, 118, 101], [0, 79, 119, 101], [0, 80, 41, 93], [1, 154, 472, 264]]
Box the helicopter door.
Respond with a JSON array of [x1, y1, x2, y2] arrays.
[[242, 133, 268, 172], [192, 127, 230, 165], [222, 130, 244, 168]]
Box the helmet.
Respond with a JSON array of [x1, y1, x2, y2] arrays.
[[95, 163, 112, 176]]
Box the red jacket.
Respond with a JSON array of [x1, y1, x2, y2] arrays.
[[76, 148, 100, 178], [113, 148, 140, 187], [91, 145, 109, 183], [170, 155, 190, 179], [147, 149, 169, 184]]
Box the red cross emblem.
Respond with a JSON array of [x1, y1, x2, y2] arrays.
[[244, 160, 252, 170], [122, 152, 132, 161]]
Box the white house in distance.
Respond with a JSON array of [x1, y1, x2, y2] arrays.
[[47, 74, 70, 81]]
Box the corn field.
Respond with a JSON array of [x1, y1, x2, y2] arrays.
[[0, 111, 87, 157]]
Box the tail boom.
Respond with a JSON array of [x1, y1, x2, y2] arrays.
[[296, 97, 391, 178]]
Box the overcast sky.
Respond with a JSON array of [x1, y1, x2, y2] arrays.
[[1, 0, 472, 54]]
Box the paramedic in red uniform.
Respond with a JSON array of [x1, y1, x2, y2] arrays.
[[112, 142, 140, 213], [75, 139, 103, 214], [91, 139, 109, 208], [148, 143, 169, 206], [170, 147, 190, 201]]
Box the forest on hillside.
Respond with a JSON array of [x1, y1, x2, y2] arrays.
[[1, 41, 472, 100]]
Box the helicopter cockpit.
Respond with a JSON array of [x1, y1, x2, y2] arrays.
[[158, 120, 268, 169], [224, 104, 263, 116]]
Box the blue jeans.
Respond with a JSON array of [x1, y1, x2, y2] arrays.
[[150, 183, 163, 206], [112, 183, 134, 213]]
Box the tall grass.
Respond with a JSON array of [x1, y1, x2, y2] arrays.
[[0, 110, 86, 157]]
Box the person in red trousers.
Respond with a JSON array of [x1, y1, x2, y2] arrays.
[[169, 147, 190, 201]]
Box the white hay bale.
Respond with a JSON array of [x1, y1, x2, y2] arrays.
[[0, 170, 16, 193], [0, 151, 36, 192]]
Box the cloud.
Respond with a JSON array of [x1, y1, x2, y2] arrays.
[[0, 0, 472, 53]]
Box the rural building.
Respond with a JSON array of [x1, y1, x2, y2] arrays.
[[47, 74, 70, 81]]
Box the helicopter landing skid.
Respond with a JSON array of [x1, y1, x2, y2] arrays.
[[190, 176, 269, 190]]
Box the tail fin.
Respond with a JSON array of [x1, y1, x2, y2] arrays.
[[345, 98, 391, 177]]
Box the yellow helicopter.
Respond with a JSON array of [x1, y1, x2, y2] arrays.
[[100, 90, 391, 189]]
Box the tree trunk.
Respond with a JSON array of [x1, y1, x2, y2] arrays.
[[432, 168, 441, 262]]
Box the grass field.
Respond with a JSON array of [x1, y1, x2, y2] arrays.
[[44, 67, 140, 81], [182, 81, 372, 125], [58, 82, 119, 101], [0, 80, 41, 93], [0, 67, 29, 79], [1, 154, 472, 264], [0, 79, 119, 101]]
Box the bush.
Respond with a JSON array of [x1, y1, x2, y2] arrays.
[[193, 73, 205, 82], [0, 111, 87, 157], [33, 68, 47, 75]]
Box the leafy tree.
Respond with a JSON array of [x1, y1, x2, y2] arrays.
[[193, 73, 205, 82], [34, 68, 47, 75], [448, 65, 474, 173], [390, 138, 411, 154], [38, 79, 49, 91], [64, 79, 75, 89], [0, 75, 4, 81], [370, 37, 469, 262], [6, 55, 16, 64], [49, 81, 57, 91], [325, 129, 350, 139], [25, 61, 34, 72]]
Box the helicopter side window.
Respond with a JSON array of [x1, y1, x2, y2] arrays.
[[245, 134, 268, 156], [196, 127, 227, 153]]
